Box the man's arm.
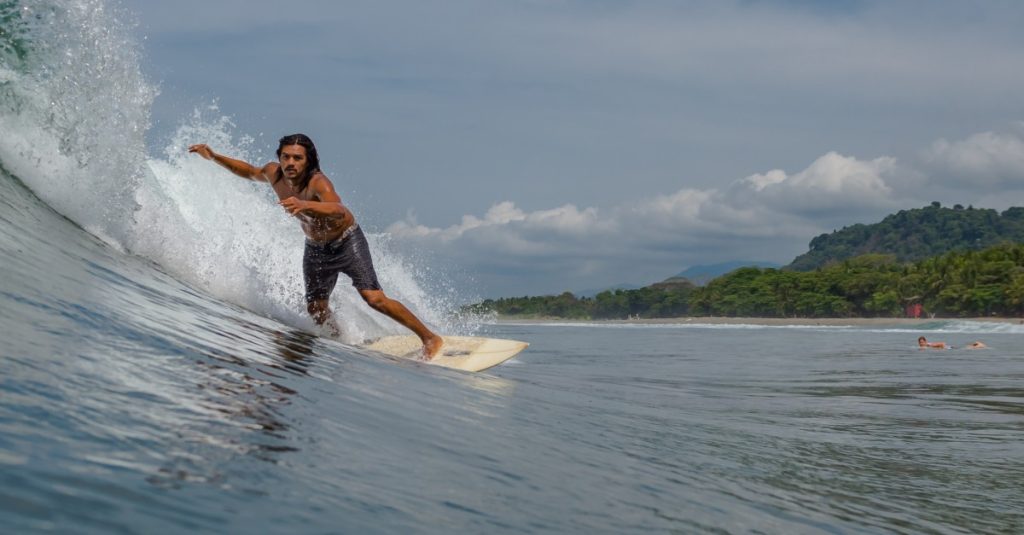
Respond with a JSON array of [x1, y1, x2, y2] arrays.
[[188, 144, 273, 183], [279, 174, 353, 220]]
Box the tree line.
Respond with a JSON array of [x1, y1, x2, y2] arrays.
[[788, 203, 1024, 271], [468, 243, 1024, 319]]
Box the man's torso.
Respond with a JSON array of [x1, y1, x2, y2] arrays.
[[267, 164, 355, 243]]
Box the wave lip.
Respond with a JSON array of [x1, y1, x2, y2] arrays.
[[0, 0, 155, 241]]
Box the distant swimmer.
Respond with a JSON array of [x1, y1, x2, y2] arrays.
[[966, 341, 988, 349], [189, 134, 443, 359], [917, 336, 948, 349]]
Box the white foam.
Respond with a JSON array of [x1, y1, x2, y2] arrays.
[[864, 320, 1024, 335], [0, 0, 475, 339]]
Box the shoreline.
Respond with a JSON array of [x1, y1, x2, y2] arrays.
[[494, 316, 1024, 327]]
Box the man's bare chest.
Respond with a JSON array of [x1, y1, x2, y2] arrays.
[[271, 179, 314, 202]]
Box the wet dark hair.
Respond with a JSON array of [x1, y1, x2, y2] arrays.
[[275, 133, 321, 192]]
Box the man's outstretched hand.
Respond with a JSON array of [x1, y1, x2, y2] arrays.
[[188, 144, 214, 160]]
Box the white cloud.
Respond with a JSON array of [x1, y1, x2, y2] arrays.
[[386, 149, 914, 295], [745, 170, 787, 192], [522, 204, 609, 235], [923, 131, 1024, 188], [385, 129, 1024, 296], [624, 188, 709, 230], [739, 151, 900, 218], [388, 201, 525, 241], [387, 201, 610, 243]]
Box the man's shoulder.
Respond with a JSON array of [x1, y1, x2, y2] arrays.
[[309, 171, 334, 187], [260, 161, 281, 182]]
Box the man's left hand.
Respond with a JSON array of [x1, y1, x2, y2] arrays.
[[280, 197, 307, 216]]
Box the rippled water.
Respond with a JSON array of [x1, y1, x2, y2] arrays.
[[3, 178, 1023, 532], [497, 322, 1024, 533]]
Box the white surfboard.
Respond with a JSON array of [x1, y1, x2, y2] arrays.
[[364, 335, 528, 372]]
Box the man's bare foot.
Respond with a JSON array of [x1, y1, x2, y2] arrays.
[[422, 334, 444, 360]]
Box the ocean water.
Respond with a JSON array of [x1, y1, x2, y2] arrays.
[[4, 207, 1024, 534], [3, 1, 1024, 533]]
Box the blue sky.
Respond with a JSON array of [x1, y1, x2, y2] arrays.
[[123, 0, 1024, 297]]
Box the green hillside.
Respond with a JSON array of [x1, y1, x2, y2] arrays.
[[469, 243, 1024, 319], [787, 203, 1024, 271]]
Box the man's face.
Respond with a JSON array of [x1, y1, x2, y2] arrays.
[[279, 144, 308, 179]]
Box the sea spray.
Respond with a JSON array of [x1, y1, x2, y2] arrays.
[[0, 0, 154, 240], [0, 0, 478, 340]]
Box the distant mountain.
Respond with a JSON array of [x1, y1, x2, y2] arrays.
[[574, 283, 644, 298], [647, 277, 697, 291], [674, 261, 781, 286], [787, 203, 1024, 271]]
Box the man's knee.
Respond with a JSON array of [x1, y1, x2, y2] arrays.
[[360, 290, 389, 310]]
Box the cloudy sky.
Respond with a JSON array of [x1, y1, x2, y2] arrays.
[[122, 0, 1024, 297]]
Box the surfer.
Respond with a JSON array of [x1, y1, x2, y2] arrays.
[[917, 336, 947, 349], [188, 134, 443, 359]]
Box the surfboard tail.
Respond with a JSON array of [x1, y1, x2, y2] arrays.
[[364, 335, 529, 372]]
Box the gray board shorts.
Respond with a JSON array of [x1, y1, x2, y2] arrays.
[[302, 224, 382, 303]]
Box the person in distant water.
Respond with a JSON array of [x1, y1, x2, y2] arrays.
[[917, 336, 948, 349], [188, 134, 443, 359], [966, 341, 988, 349]]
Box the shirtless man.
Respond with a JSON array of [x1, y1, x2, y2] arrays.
[[917, 336, 947, 349], [189, 134, 443, 358]]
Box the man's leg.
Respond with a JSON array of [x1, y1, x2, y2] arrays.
[[304, 238, 342, 337], [307, 298, 340, 337], [359, 289, 443, 358]]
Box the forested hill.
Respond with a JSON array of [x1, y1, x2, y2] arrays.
[[469, 243, 1024, 319], [787, 203, 1024, 271]]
